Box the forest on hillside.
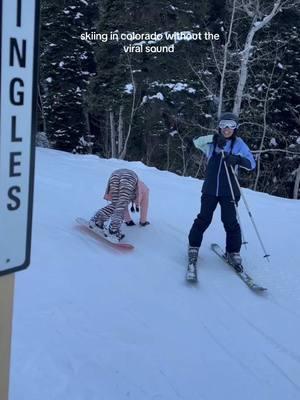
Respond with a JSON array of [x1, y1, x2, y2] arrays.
[[38, 0, 300, 199]]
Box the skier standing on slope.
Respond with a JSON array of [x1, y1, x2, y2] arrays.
[[187, 113, 256, 281], [89, 168, 150, 242]]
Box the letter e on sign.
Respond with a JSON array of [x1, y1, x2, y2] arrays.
[[0, 0, 40, 275]]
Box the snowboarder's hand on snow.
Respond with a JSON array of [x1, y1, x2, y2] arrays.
[[125, 220, 136, 226], [225, 154, 242, 167], [139, 221, 150, 227]]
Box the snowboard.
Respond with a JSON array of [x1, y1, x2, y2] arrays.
[[75, 217, 134, 250]]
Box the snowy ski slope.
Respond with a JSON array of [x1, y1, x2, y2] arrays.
[[10, 148, 300, 400]]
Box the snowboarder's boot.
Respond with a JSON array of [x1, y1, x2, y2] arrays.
[[226, 252, 243, 273], [186, 246, 199, 282], [104, 226, 125, 243], [89, 219, 104, 230]]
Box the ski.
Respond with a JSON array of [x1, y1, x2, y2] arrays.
[[76, 217, 134, 250], [211, 243, 267, 292], [186, 266, 198, 283]]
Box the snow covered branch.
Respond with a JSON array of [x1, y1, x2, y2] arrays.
[[233, 0, 294, 115]]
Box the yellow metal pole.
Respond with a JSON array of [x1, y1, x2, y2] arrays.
[[0, 274, 15, 400]]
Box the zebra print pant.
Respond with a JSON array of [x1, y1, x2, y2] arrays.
[[91, 169, 138, 233]]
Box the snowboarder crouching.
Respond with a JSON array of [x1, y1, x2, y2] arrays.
[[89, 168, 149, 242], [187, 113, 256, 281], [103, 179, 150, 227]]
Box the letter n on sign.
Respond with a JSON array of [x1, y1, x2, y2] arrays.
[[0, 0, 40, 275]]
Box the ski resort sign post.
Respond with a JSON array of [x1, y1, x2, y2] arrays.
[[0, 1, 39, 399]]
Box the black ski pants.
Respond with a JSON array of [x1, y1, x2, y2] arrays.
[[188, 194, 241, 253]]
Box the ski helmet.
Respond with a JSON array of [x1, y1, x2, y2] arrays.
[[219, 112, 239, 123]]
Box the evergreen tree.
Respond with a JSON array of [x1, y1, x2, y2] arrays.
[[39, 0, 300, 197], [87, 0, 211, 170], [39, 0, 97, 152]]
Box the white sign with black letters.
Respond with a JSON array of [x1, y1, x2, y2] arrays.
[[0, 0, 39, 275]]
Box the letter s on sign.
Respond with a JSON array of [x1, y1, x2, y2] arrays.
[[7, 186, 21, 210]]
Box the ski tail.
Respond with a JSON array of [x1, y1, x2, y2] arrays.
[[211, 243, 267, 292]]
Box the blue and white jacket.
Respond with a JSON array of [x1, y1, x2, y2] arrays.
[[193, 134, 256, 197]]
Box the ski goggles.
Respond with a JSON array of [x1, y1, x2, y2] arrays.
[[219, 120, 238, 129]]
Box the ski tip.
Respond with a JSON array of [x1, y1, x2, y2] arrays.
[[250, 285, 268, 293]]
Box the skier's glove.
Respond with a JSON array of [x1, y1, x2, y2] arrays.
[[125, 220, 135, 226], [213, 133, 226, 149], [185, 136, 194, 150], [225, 154, 242, 167]]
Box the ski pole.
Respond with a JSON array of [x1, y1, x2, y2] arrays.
[[230, 165, 270, 261], [221, 151, 248, 247]]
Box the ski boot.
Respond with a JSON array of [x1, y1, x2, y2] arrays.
[[186, 246, 199, 282], [226, 252, 243, 273]]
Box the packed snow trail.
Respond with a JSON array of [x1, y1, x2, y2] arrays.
[[10, 149, 300, 400]]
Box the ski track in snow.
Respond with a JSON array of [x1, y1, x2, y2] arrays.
[[264, 353, 300, 392], [212, 283, 300, 363], [10, 149, 300, 400]]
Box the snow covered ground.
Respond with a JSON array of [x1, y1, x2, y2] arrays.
[[10, 148, 300, 400]]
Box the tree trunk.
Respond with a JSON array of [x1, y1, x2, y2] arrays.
[[166, 136, 170, 171], [84, 111, 93, 154], [293, 165, 300, 199], [254, 58, 277, 191], [233, 1, 281, 115], [181, 138, 186, 176], [118, 105, 124, 157], [218, 0, 237, 118], [119, 55, 137, 160], [233, 26, 256, 116], [104, 112, 109, 158], [38, 83, 47, 134], [110, 111, 116, 158]]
